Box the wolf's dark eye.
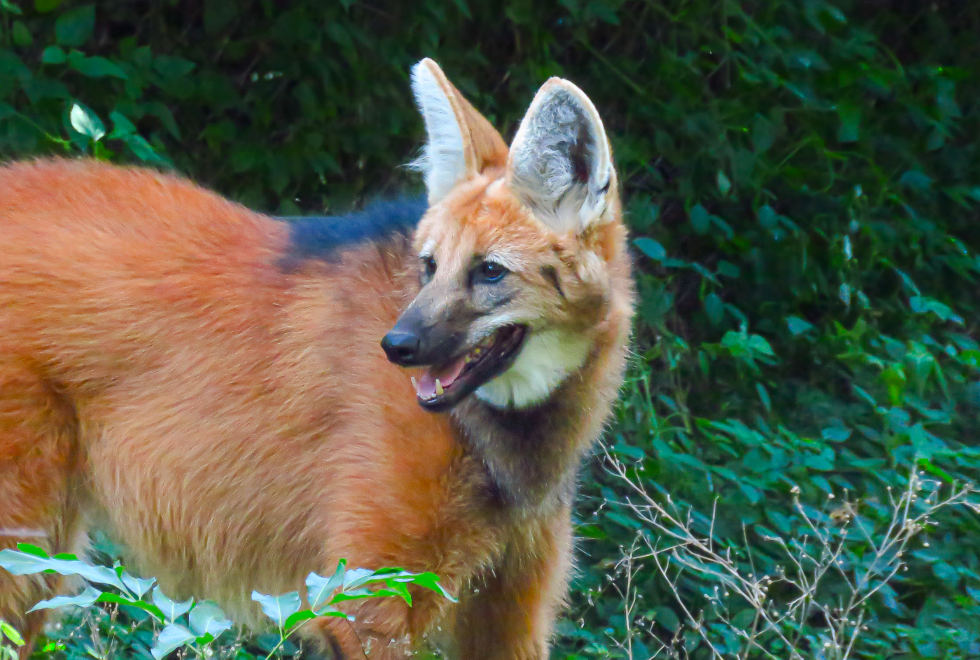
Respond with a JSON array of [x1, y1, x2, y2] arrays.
[[475, 260, 508, 284], [421, 255, 436, 283]]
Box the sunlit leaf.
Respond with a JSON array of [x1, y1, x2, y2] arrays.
[[69, 103, 105, 142], [251, 590, 300, 629], [150, 624, 195, 660], [187, 600, 233, 639]]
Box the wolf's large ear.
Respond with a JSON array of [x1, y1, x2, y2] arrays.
[[411, 58, 507, 204], [507, 79, 614, 234]]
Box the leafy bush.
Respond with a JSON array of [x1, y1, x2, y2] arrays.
[[1, 0, 979, 658], [0, 543, 452, 659]]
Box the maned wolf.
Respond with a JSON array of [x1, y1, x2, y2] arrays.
[[0, 59, 633, 658]]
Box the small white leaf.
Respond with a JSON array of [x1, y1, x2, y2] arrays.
[[69, 102, 105, 141], [251, 590, 301, 628], [306, 560, 346, 611], [151, 586, 193, 623], [151, 623, 196, 660], [187, 600, 232, 638], [28, 585, 101, 612]]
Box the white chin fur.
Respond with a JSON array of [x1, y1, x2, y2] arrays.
[[475, 329, 591, 410]]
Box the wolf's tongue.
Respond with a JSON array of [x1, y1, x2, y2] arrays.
[[414, 355, 468, 398]]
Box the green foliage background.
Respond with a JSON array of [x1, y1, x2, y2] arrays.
[[1, 0, 979, 657]]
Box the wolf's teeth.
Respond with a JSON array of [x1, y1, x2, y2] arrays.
[[435, 379, 444, 395], [411, 376, 418, 390]]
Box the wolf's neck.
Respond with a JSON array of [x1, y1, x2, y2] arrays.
[[451, 325, 628, 512]]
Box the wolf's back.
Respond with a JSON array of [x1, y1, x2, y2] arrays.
[[0, 159, 290, 378]]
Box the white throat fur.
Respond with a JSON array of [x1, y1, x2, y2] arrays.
[[475, 329, 591, 410]]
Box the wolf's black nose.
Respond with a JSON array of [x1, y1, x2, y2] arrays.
[[381, 331, 420, 365]]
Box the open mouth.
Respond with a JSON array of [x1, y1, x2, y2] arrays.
[[412, 325, 527, 411]]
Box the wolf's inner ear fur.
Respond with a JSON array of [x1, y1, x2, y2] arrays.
[[507, 79, 614, 234], [411, 58, 507, 204]]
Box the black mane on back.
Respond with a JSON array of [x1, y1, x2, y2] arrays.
[[280, 196, 427, 267]]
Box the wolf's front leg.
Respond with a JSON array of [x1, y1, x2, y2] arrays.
[[452, 509, 573, 659], [310, 579, 454, 659], [309, 596, 411, 659]]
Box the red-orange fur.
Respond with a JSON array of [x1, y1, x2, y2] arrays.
[[0, 73, 632, 659]]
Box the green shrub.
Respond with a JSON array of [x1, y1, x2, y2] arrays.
[[0, 0, 978, 657], [0, 542, 452, 659]]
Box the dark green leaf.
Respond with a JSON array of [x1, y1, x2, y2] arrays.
[[704, 292, 724, 325], [54, 4, 94, 46], [12, 20, 32, 46], [653, 606, 680, 632], [633, 237, 666, 261], [41, 45, 66, 64], [898, 170, 933, 191], [837, 102, 859, 142], [690, 204, 710, 234], [70, 55, 127, 79], [716, 170, 732, 195], [786, 316, 814, 335], [153, 55, 196, 79]]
